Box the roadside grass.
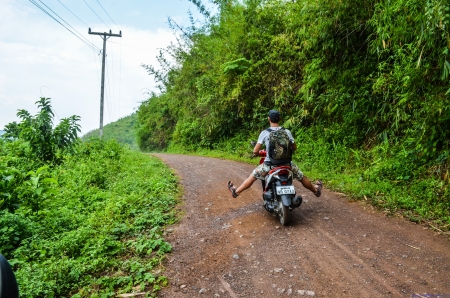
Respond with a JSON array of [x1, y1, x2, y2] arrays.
[[166, 134, 450, 234], [2, 140, 179, 297]]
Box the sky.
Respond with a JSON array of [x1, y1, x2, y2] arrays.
[[0, 0, 213, 134]]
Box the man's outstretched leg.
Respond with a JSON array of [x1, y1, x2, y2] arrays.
[[290, 162, 322, 197], [299, 176, 323, 197], [228, 174, 258, 198]]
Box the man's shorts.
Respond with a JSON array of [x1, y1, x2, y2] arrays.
[[251, 162, 304, 180]]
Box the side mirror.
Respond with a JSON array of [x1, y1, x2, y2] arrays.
[[0, 254, 19, 298]]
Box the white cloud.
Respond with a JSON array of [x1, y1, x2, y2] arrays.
[[0, 0, 178, 134]]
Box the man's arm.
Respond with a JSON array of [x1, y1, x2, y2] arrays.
[[253, 142, 262, 156]]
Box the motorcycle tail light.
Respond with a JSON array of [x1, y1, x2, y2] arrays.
[[281, 181, 287, 185], [278, 169, 289, 175], [268, 166, 291, 175]]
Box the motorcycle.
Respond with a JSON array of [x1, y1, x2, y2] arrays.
[[254, 147, 302, 226]]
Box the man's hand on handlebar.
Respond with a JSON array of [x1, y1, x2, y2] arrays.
[[252, 150, 266, 158], [250, 141, 264, 158]]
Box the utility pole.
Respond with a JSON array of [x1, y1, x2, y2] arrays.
[[88, 28, 122, 137]]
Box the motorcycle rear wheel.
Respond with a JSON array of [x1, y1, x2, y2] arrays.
[[279, 203, 289, 226]]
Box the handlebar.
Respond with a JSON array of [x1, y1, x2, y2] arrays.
[[253, 150, 267, 157], [250, 141, 266, 158]]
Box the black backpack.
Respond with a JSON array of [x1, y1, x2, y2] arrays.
[[266, 127, 293, 165]]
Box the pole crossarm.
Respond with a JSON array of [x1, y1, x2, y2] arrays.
[[88, 28, 122, 37], [88, 28, 122, 137]]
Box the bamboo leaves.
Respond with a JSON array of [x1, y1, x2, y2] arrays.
[[137, 0, 449, 166]]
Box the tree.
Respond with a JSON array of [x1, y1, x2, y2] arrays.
[[3, 97, 81, 162]]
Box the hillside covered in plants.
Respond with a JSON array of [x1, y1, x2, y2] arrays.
[[83, 113, 138, 150], [137, 0, 450, 228], [1, 99, 178, 297]]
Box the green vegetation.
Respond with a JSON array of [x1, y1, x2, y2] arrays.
[[83, 113, 138, 150], [137, 0, 450, 230], [1, 99, 178, 297], [3, 97, 80, 163]]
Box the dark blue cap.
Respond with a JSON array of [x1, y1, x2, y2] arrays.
[[268, 110, 280, 122]]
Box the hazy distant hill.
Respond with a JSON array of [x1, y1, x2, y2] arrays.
[[83, 113, 138, 149], [0, 130, 5, 136]]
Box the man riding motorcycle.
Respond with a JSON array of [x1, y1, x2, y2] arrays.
[[227, 109, 322, 199]]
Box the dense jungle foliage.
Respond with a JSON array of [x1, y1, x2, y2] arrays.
[[83, 113, 138, 150], [1, 99, 178, 297], [137, 0, 450, 228]]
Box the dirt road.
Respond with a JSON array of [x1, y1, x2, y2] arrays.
[[154, 154, 450, 298]]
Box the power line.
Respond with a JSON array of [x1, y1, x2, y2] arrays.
[[82, 0, 110, 29], [91, 36, 103, 124], [96, 0, 120, 31], [110, 40, 116, 118], [29, 0, 100, 53], [92, 36, 101, 83], [105, 59, 113, 123], [88, 28, 122, 137], [37, 0, 101, 52], [106, 42, 115, 121], [119, 42, 122, 118], [57, 0, 89, 28], [30, 0, 93, 51], [105, 41, 122, 117]]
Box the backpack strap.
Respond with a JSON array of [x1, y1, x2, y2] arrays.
[[266, 127, 284, 132]]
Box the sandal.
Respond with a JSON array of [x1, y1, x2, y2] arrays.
[[227, 181, 239, 198], [314, 180, 323, 197]]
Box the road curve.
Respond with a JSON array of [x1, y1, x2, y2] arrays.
[[154, 154, 450, 298]]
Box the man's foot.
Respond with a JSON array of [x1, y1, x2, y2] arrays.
[[314, 180, 323, 197], [227, 181, 239, 198]]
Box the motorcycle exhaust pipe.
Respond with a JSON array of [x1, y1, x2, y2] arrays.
[[292, 195, 302, 208], [264, 203, 275, 213]]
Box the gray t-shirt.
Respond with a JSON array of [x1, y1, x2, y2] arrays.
[[257, 127, 295, 163]]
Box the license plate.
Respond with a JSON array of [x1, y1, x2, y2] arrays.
[[276, 186, 295, 195]]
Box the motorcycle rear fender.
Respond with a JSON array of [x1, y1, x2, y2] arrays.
[[280, 194, 293, 207]]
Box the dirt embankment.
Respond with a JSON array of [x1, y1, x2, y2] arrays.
[[154, 154, 450, 298]]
